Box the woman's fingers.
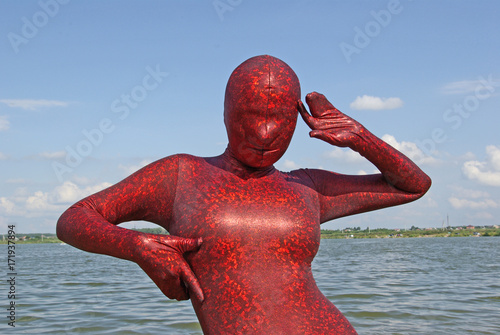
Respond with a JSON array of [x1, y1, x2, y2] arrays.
[[179, 264, 205, 302]]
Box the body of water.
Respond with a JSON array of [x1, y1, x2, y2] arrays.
[[5, 237, 500, 334]]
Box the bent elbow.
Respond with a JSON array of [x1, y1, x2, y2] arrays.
[[56, 208, 73, 242], [386, 171, 432, 196], [56, 200, 91, 243], [410, 174, 432, 199], [422, 174, 432, 193], [417, 173, 432, 195]]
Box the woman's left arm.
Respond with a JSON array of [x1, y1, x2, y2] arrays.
[[298, 92, 431, 222]]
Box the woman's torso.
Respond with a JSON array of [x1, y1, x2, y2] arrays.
[[168, 155, 356, 334]]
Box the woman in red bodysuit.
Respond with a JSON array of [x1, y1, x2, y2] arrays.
[[57, 55, 431, 334]]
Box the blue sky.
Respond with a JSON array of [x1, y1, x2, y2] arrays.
[[1, 0, 499, 233]]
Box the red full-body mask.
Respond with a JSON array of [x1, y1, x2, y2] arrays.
[[224, 55, 300, 168], [57, 55, 431, 334]]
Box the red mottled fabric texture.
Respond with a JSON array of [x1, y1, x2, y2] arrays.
[[58, 55, 431, 334]]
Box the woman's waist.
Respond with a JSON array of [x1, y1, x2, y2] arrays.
[[190, 282, 345, 335], [191, 251, 313, 281], [192, 259, 319, 302]]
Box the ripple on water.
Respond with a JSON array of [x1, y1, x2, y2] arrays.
[[14, 239, 500, 334]]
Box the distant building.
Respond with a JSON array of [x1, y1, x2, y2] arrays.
[[466, 225, 475, 230]]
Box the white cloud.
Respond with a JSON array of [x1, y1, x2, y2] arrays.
[[441, 76, 500, 95], [119, 159, 153, 176], [459, 151, 476, 161], [51, 181, 112, 204], [3, 181, 112, 218], [0, 115, 9, 131], [281, 159, 300, 171], [38, 151, 66, 159], [448, 197, 498, 209], [51, 182, 86, 204], [25, 191, 61, 212], [0, 197, 15, 214], [325, 147, 364, 163], [0, 99, 69, 111], [381, 134, 438, 165], [441, 80, 483, 95], [489, 145, 500, 171], [70, 175, 93, 185], [423, 197, 438, 208], [448, 183, 499, 211], [448, 186, 490, 199], [462, 145, 500, 186], [324, 135, 438, 167], [0, 152, 7, 160], [349, 95, 403, 110], [356, 169, 379, 175]]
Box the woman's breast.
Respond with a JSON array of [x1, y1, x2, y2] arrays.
[[171, 168, 321, 265]]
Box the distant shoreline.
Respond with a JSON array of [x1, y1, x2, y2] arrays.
[[2, 227, 499, 244], [320, 227, 500, 239]]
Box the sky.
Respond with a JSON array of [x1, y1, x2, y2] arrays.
[[1, 0, 499, 233]]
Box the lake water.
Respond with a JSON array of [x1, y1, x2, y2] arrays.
[[6, 237, 500, 334]]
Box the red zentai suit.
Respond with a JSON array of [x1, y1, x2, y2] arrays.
[[57, 55, 431, 334]]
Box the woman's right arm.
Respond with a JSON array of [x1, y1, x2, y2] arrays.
[[56, 155, 204, 302]]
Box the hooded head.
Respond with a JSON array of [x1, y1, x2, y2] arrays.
[[224, 55, 301, 168]]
